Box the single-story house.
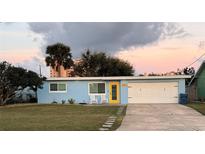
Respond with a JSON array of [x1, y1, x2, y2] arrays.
[[37, 75, 190, 104], [188, 61, 205, 102]]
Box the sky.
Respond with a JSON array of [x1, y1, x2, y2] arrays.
[[1, 22, 205, 77]]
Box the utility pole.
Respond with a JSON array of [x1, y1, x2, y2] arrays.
[[39, 65, 42, 77]]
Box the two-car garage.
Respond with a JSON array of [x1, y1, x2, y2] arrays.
[[128, 81, 179, 104]]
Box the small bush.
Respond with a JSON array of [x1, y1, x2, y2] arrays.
[[62, 100, 66, 104], [68, 98, 75, 104], [30, 97, 37, 103], [51, 101, 58, 104]]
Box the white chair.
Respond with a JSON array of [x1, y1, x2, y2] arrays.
[[89, 95, 97, 104], [101, 95, 107, 104]]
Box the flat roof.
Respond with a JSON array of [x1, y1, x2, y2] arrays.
[[46, 75, 191, 81]]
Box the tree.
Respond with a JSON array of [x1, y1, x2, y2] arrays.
[[45, 43, 74, 77], [0, 61, 45, 105], [183, 67, 195, 85], [183, 67, 195, 76], [105, 57, 134, 76], [74, 50, 134, 76]]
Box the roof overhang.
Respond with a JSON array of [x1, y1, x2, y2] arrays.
[[46, 75, 191, 81]]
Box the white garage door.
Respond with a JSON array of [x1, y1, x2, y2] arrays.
[[128, 82, 178, 103]]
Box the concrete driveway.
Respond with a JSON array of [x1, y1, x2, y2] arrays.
[[118, 104, 205, 131]]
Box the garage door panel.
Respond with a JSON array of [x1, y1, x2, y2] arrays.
[[128, 82, 178, 104], [128, 97, 178, 103]]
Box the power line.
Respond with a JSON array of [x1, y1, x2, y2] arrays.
[[39, 65, 42, 77], [186, 52, 205, 68]]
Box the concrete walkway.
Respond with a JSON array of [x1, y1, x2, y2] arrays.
[[118, 104, 205, 131]]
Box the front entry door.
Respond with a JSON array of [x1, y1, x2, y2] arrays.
[[109, 81, 120, 104]]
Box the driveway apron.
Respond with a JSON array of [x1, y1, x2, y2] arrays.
[[118, 104, 205, 131]]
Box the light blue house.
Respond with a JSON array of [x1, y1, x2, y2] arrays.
[[37, 76, 190, 104]]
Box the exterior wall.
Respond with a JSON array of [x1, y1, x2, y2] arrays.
[[178, 79, 186, 94], [38, 81, 87, 103], [120, 80, 128, 104], [197, 68, 205, 100], [187, 81, 197, 102], [37, 80, 111, 104]]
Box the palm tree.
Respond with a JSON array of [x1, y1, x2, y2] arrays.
[[45, 43, 74, 77]]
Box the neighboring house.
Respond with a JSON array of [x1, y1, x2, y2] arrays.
[[188, 61, 205, 102], [50, 65, 74, 77], [37, 75, 190, 104], [50, 59, 80, 77]]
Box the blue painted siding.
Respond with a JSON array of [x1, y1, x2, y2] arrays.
[[37, 80, 111, 104], [120, 80, 128, 104], [105, 82, 110, 104], [178, 79, 185, 94], [38, 81, 89, 103]]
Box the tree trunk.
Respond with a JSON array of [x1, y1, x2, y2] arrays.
[[0, 92, 15, 105], [0, 97, 10, 105], [2, 98, 9, 105], [0, 98, 3, 106], [55, 65, 61, 77], [58, 65, 61, 77]]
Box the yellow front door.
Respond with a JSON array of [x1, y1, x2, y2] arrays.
[[109, 81, 120, 104]]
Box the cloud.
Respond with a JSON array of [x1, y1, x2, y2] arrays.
[[15, 56, 49, 77], [161, 47, 181, 50], [28, 22, 187, 57]]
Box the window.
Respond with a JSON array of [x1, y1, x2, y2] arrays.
[[58, 83, 66, 91], [50, 83, 58, 91], [89, 82, 105, 94], [50, 83, 67, 92]]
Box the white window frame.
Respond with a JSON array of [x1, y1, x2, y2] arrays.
[[88, 82, 106, 95], [49, 82, 67, 93]]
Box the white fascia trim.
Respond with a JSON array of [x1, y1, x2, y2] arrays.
[[47, 75, 191, 81]]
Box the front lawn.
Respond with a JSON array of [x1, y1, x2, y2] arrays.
[[186, 103, 205, 115], [0, 104, 126, 131]]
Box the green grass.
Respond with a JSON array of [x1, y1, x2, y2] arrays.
[[0, 104, 126, 131], [186, 103, 205, 115]]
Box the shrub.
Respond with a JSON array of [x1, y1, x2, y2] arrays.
[[68, 98, 75, 104], [51, 101, 58, 104], [62, 100, 66, 104]]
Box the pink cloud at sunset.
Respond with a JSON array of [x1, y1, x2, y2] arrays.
[[0, 48, 41, 63], [116, 40, 204, 74]]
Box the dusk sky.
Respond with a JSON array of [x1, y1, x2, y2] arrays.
[[1, 22, 205, 77]]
